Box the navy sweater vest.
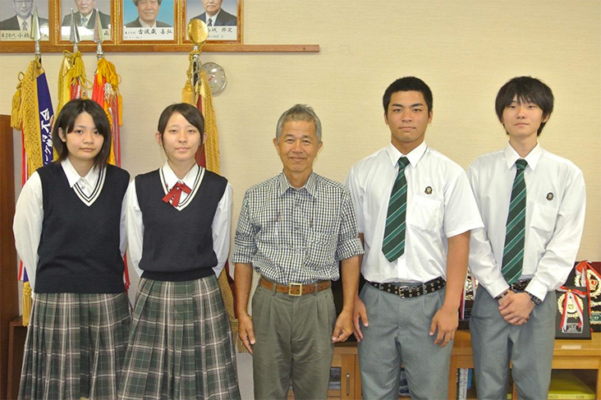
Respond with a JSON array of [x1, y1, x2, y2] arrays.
[[135, 169, 227, 281], [36, 163, 129, 293]]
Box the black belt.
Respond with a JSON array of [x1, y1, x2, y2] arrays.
[[509, 279, 531, 292], [368, 277, 445, 298]]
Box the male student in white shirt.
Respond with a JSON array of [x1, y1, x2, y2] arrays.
[[467, 76, 586, 400], [346, 76, 483, 399]]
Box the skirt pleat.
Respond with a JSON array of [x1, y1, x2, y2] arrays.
[[18, 292, 131, 400], [119, 275, 240, 400]]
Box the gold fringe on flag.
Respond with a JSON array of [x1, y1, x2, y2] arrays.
[[11, 59, 45, 181], [199, 70, 220, 173], [57, 50, 89, 114], [22, 282, 32, 326]]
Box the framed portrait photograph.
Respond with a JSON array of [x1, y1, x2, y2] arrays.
[[185, 0, 241, 43], [0, 0, 50, 41], [59, 0, 111, 42], [122, 0, 175, 41]]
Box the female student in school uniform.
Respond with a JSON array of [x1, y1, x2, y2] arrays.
[[119, 103, 240, 399], [14, 99, 131, 400]]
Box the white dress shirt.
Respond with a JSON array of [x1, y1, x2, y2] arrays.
[[346, 142, 483, 283], [206, 10, 221, 26], [126, 162, 232, 278], [17, 16, 32, 31], [13, 158, 127, 292], [468, 143, 586, 300]]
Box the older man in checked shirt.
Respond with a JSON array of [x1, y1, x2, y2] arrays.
[[233, 104, 363, 400]]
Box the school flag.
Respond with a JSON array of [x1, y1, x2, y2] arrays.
[[57, 50, 88, 115], [91, 57, 122, 167], [182, 55, 238, 347], [11, 57, 54, 326]]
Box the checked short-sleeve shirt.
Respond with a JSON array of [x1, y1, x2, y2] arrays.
[[232, 172, 364, 285]]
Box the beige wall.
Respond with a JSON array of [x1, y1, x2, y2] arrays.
[[2, 0, 599, 266]]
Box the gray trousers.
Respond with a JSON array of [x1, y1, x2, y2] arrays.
[[251, 285, 336, 400], [358, 283, 452, 400], [470, 288, 557, 400]]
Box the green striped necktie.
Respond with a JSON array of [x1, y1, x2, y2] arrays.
[[382, 157, 410, 262], [502, 159, 528, 284]]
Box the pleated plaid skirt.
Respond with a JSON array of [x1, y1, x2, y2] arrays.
[[118, 275, 240, 400], [18, 292, 131, 400]]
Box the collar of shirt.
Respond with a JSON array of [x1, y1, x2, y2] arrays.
[[161, 161, 200, 190], [504, 142, 542, 171], [276, 171, 318, 198], [206, 9, 221, 24], [385, 141, 428, 169], [139, 19, 156, 28], [61, 158, 100, 190], [17, 15, 31, 27]]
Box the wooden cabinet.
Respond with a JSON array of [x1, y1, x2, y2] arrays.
[[322, 332, 601, 400]]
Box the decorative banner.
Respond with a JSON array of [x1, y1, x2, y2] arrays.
[[11, 57, 55, 326], [182, 20, 238, 348], [556, 286, 591, 339]]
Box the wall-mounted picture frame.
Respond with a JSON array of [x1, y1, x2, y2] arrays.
[[58, 0, 112, 42], [0, 0, 251, 52], [184, 0, 241, 43], [121, 0, 175, 42], [0, 0, 50, 41]]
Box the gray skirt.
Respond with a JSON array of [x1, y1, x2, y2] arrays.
[[118, 275, 240, 400], [18, 292, 131, 400]]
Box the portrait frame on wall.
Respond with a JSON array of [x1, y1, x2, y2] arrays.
[[183, 0, 242, 44], [57, 0, 114, 44], [121, 0, 177, 43], [0, 0, 50, 42]]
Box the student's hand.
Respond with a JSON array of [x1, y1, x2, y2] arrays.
[[498, 291, 534, 325], [353, 296, 369, 342], [430, 305, 458, 347], [238, 313, 256, 354], [332, 309, 353, 343]]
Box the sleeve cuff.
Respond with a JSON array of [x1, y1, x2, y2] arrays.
[[525, 278, 549, 301], [486, 281, 510, 299], [336, 237, 364, 261]]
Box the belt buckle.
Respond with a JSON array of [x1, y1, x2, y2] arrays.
[[289, 283, 303, 296], [398, 286, 410, 298]]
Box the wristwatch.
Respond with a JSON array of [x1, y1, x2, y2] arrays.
[[527, 292, 542, 306]]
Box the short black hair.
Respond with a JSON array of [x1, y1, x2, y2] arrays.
[[157, 102, 205, 140], [52, 99, 112, 168], [495, 76, 554, 136], [383, 77, 433, 114]]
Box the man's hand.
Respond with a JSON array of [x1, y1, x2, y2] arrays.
[[332, 309, 353, 343], [429, 305, 458, 347], [353, 296, 369, 342], [238, 313, 256, 354], [499, 291, 534, 325]]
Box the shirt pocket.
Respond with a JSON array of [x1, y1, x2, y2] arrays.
[[305, 230, 337, 269], [530, 203, 557, 238], [407, 196, 443, 232]]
